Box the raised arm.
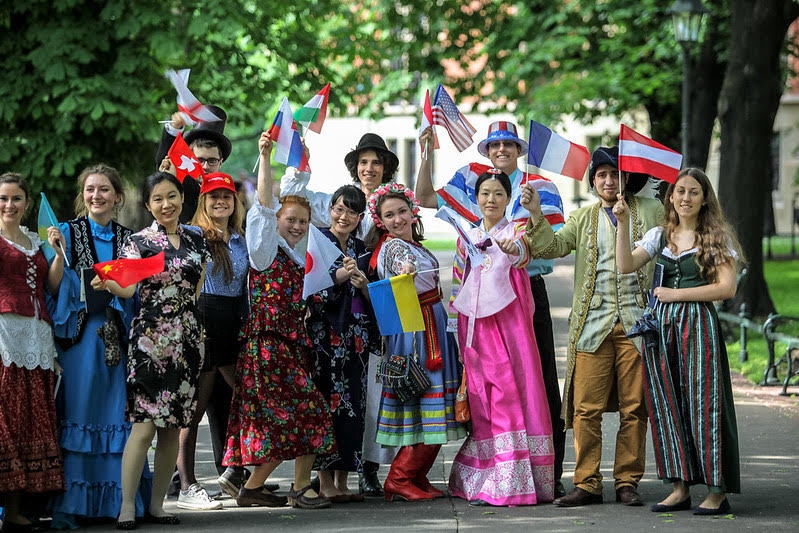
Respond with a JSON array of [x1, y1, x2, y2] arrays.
[[414, 127, 438, 208], [256, 132, 275, 208], [614, 193, 652, 274]]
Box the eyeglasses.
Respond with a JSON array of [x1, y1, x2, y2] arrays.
[[198, 157, 222, 167], [331, 206, 361, 218]]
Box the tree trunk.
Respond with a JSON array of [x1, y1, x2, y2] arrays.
[[718, 0, 799, 318]]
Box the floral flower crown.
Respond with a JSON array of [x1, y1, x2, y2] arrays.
[[367, 182, 421, 229]]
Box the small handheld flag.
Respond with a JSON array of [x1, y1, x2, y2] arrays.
[[165, 69, 221, 126], [93, 251, 165, 288], [431, 85, 476, 152], [38, 193, 69, 267], [268, 97, 311, 172], [619, 124, 683, 184], [294, 82, 330, 134], [367, 274, 425, 335], [434, 206, 485, 268], [167, 132, 204, 183], [302, 225, 343, 299], [419, 89, 439, 159], [527, 120, 590, 181]]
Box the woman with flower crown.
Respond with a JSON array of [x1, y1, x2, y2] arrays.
[[364, 183, 465, 502]]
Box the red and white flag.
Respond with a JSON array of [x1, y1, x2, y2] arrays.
[[165, 69, 222, 126], [167, 132, 204, 183], [303, 225, 343, 299], [294, 82, 330, 134], [418, 89, 439, 159], [619, 124, 683, 184], [431, 84, 476, 152]]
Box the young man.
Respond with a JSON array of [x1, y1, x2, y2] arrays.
[[416, 121, 568, 497], [521, 146, 663, 507]]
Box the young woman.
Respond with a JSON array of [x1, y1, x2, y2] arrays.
[[306, 185, 379, 503], [223, 132, 334, 510], [111, 172, 210, 529], [615, 167, 742, 516], [171, 172, 249, 511], [364, 183, 465, 502], [49, 164, 151, 528], [0, 172, 65, 531], [447, 169, 555, 506]]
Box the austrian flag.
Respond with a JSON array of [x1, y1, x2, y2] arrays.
[[618, 124, 683, 184]]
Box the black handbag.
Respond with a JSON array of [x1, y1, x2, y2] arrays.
[[378, 353, 431, 403]]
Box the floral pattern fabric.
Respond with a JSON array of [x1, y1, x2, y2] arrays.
[[120, 223, 210, 428]]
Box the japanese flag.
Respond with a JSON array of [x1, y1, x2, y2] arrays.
[[302, 225, 342, 299]]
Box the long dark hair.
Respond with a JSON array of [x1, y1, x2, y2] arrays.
[[142, 172, 183, 208]]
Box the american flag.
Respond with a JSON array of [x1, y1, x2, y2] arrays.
[[431, 85, 476, 152]]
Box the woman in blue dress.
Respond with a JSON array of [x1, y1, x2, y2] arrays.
[[48, 164, 151, 528]]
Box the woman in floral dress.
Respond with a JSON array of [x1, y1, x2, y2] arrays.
[[108, 172, 210, 529], [306, 185, 379, 502], [223, 132, 334, 510]]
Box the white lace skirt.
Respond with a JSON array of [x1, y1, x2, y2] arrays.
[[0, 312, 57, 370]]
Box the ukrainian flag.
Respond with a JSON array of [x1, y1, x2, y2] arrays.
[[367, 274, 425, 336]]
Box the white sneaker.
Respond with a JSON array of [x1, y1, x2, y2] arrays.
[[177, 483, 224, 510]]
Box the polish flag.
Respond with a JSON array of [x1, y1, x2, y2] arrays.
[[268, 97, 311, 172], [167, 133, 204, 183], [418, 89, 439, 158], [294, 82, 330, 134], [164, 69, 221, 126], [302, 225, 343, 299], [619, 124, 683, 184], [527, 120, 590, 181]]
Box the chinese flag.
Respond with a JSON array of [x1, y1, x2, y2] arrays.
[[167, 132, 204, 183], [93, 251, 165, 288]]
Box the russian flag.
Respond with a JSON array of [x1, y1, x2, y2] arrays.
[[619, 124, 682, 184], [367, 274, 425, 335], [268, 97, 311, 172], [527, 120, 590, 181]]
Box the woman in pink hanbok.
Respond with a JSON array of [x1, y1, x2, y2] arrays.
[[447, 169, 555, 506]]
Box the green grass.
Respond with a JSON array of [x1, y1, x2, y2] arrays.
[[423, 238, 457, 252], [726, 251, 799, 385], [762, 235, 799, 257]]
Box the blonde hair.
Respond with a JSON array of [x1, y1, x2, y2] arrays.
[[190, 190, 245, 284], [73, 163, 125, 217]]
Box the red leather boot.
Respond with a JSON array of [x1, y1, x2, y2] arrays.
[[413, 444, 444, 498], [383, 446, 435, 502]]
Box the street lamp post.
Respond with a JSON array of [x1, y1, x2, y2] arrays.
[[669, 0, 708, 162]]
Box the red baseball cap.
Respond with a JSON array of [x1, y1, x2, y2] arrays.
[[200, 172, 237, 194]]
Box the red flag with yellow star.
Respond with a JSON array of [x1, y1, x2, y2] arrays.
[[93, 251, 165, 288]]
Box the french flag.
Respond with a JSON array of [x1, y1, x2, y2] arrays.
[[619, 124, 682, 184], [527, 120, 590, 181], [268, 97, 311, 172]]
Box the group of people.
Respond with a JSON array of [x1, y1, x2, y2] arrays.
[[0, 108, 743, 532]]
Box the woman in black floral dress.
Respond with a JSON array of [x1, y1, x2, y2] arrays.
[[106, 172, 210, 529]]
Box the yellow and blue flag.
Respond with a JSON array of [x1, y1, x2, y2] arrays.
[[367, 274, 425, 336]]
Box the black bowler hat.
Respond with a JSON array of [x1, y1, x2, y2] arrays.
[[183, 105, 232, 160], [343, 133, 400, 182]]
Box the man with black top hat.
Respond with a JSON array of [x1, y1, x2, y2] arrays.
[[416, 121, 569, 498], [155, 105, 232, 224], [521, 145, 663, 508]]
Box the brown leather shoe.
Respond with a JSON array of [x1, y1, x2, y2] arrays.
[[553, 487, 603, 507], [616, 486, 643, 506]]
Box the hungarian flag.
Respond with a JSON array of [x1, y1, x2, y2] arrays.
[[167, 132, 204, 183], [294, 82, 330, 134], [527, 120, 590, 181], [165, 69, 221, 126], [269, 97, 311, 172], [431, 84, 476, 152], [418, 89, 439, 159], [93, 251, 165, 288], [619, 124, 683, 184], [302, 225, 342, 299]]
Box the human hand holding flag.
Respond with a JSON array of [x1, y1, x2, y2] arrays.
[[167, 132, 204, 184], [266, 97, 311, 173], [93, 251, 165, 288], [419, 89, 439, 159], [38, 193, 69, 267], [434, 206, 485, 268], [619, 124, 683, 184], [302, 225, 343, 299], [164, 69, 221, 126], [294, 82, 330, 134]]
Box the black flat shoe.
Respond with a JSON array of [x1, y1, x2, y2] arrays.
[[468, 499, 491, 507], [143, 512, 181, 525], [115, 520, 138, 531], [651, 497, 691, 512], [3, 521, 48, 533], [694, 498, 731, 516]]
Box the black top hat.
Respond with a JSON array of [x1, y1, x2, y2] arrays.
[[344, 133, 399, 181], [588, 145, 648, 194], [183, 105, 232, 160]]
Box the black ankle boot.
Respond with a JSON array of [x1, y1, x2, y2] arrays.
[[359, 461, 383, 497]]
